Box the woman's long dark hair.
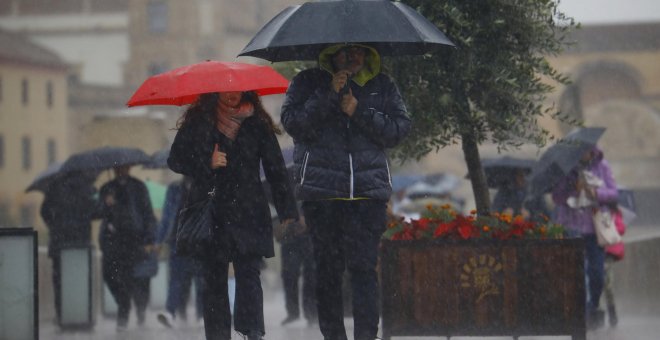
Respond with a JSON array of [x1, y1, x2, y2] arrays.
[[176, 91, 281, 134]]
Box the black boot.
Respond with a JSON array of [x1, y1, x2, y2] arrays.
[[587, 309, 605, 330], [608, 304, 618, 327], [246, 330, 264, 340]]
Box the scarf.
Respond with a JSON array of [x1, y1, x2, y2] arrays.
[[216, 101, 254, 140]]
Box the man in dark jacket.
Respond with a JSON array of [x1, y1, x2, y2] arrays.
[[281, 43, 411, 340], [98, 165, 157, 331]]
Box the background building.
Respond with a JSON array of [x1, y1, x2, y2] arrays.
[[0, 29, 69, 237]]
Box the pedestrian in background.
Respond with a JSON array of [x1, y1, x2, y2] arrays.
[[275, 206, 317, 327], [156, 176, 205, 328], [281, 43, 411, 340], [98, 164, 157, 331], [552, 146, 618, 330], [168, 90, 298, 340], [40, 171, 98, 326]]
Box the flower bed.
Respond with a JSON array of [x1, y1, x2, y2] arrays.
[[383, 204, 564, 241], [379, 206, 585, 340]]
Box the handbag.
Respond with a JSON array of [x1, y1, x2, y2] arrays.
[[175, 187, 215, 256], [133, 252, 159, 278], [593, 208, 622, 246]]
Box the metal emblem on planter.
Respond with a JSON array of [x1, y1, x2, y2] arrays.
[[460, 254, 503, 303]]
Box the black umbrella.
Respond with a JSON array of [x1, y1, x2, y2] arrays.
[[60, 146, 150, 173], [238, 0, 455, 62], [25, 162, 63, 192], [529, 127, 606, 197], [465, 157, 536, 188]]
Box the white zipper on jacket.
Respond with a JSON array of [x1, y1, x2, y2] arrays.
[[349, 153, 354, 199], [385, 157, 392, 188], [300, 151, 310, 185]]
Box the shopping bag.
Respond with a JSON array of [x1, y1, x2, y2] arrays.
[[593, 209, 622, 246]]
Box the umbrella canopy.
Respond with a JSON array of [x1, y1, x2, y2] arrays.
[[238, 0, 455, 62], [61, 146, 150, 173], [25, 162, 63, 193], [529, 127, 606, 197], [144, 149, 169, 169], [126, 61, 290, 107]]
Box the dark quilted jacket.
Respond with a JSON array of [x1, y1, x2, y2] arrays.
[[281, 68, 410, 201]]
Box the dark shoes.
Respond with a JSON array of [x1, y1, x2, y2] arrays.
[[157, 312, 174, 328], [280, 315, 299, 325], [245, 330, 264, 340], [608, 304, 619, 327], [587, 308, 605, 330]]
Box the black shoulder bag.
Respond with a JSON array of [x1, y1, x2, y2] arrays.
[[175, 186, 215, 256]]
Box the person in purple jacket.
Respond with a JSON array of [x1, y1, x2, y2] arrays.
[[552, 146, 619, 330]]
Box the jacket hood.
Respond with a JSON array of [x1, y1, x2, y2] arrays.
[[589, 145, 604, 163], [318, 43, 380, 86]]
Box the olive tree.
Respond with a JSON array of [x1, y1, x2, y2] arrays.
[[387, 0, 579, 215]]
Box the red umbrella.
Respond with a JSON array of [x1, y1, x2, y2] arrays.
[[126, 61, 289, 107]]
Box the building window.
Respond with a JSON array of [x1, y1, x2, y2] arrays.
[[147, 1, 168, 33], [22, 136, 31, 170], [22, 78, 28, 105], [47, 139, 56, 165], [20, 203, 36, 228], [0, 76, 3, 103], [46, 81, 54, 108], [0, 135, 4, 168]]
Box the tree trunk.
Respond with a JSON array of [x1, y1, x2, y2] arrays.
[[449, 60, 491, 216], [461, 131, 491, 215]]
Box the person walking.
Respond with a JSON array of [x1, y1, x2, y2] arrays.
[[98, 164, 157, 331], [168, 90, 298, 340], [156, 176, 205, 328], [281, 43, 411, 340], [603, 204, 626, 328], [40, 171, 98, 326], [275, 206, 317, 327], [552, 146, 619, 330]]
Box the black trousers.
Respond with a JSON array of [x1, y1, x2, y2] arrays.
[[201, 252, 264, 340], [281, 235, 317, 321], [51, 254, 62, 323], [303, 200, 387, 340], [102, 256, 150, 324]]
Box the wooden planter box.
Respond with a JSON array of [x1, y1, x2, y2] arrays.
[[380, 238, 586, 340]]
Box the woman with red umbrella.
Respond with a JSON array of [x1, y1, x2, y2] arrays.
[[167, 90, 298, 340]]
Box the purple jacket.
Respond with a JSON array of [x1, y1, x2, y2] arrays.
[[552, 147, 618, 235]]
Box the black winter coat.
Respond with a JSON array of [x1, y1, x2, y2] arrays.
[[281, 68, 410, 201], [40, 177, 98, 257], [98, 176, 156, 260], [168, 115, 298, 258]]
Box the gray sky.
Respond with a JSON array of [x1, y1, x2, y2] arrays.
[[557, 0, 660, 24]]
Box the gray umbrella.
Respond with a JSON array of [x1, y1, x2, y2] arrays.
[[529, 127, 606, 197], [238, 0, 454, 62], [60, 146, 150, 173], [143, 149, 169, 169], [25, 162, 63, 192]]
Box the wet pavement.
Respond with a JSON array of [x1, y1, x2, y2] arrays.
[[39, 287, 660, 340], [38, 226, 660, 339]]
